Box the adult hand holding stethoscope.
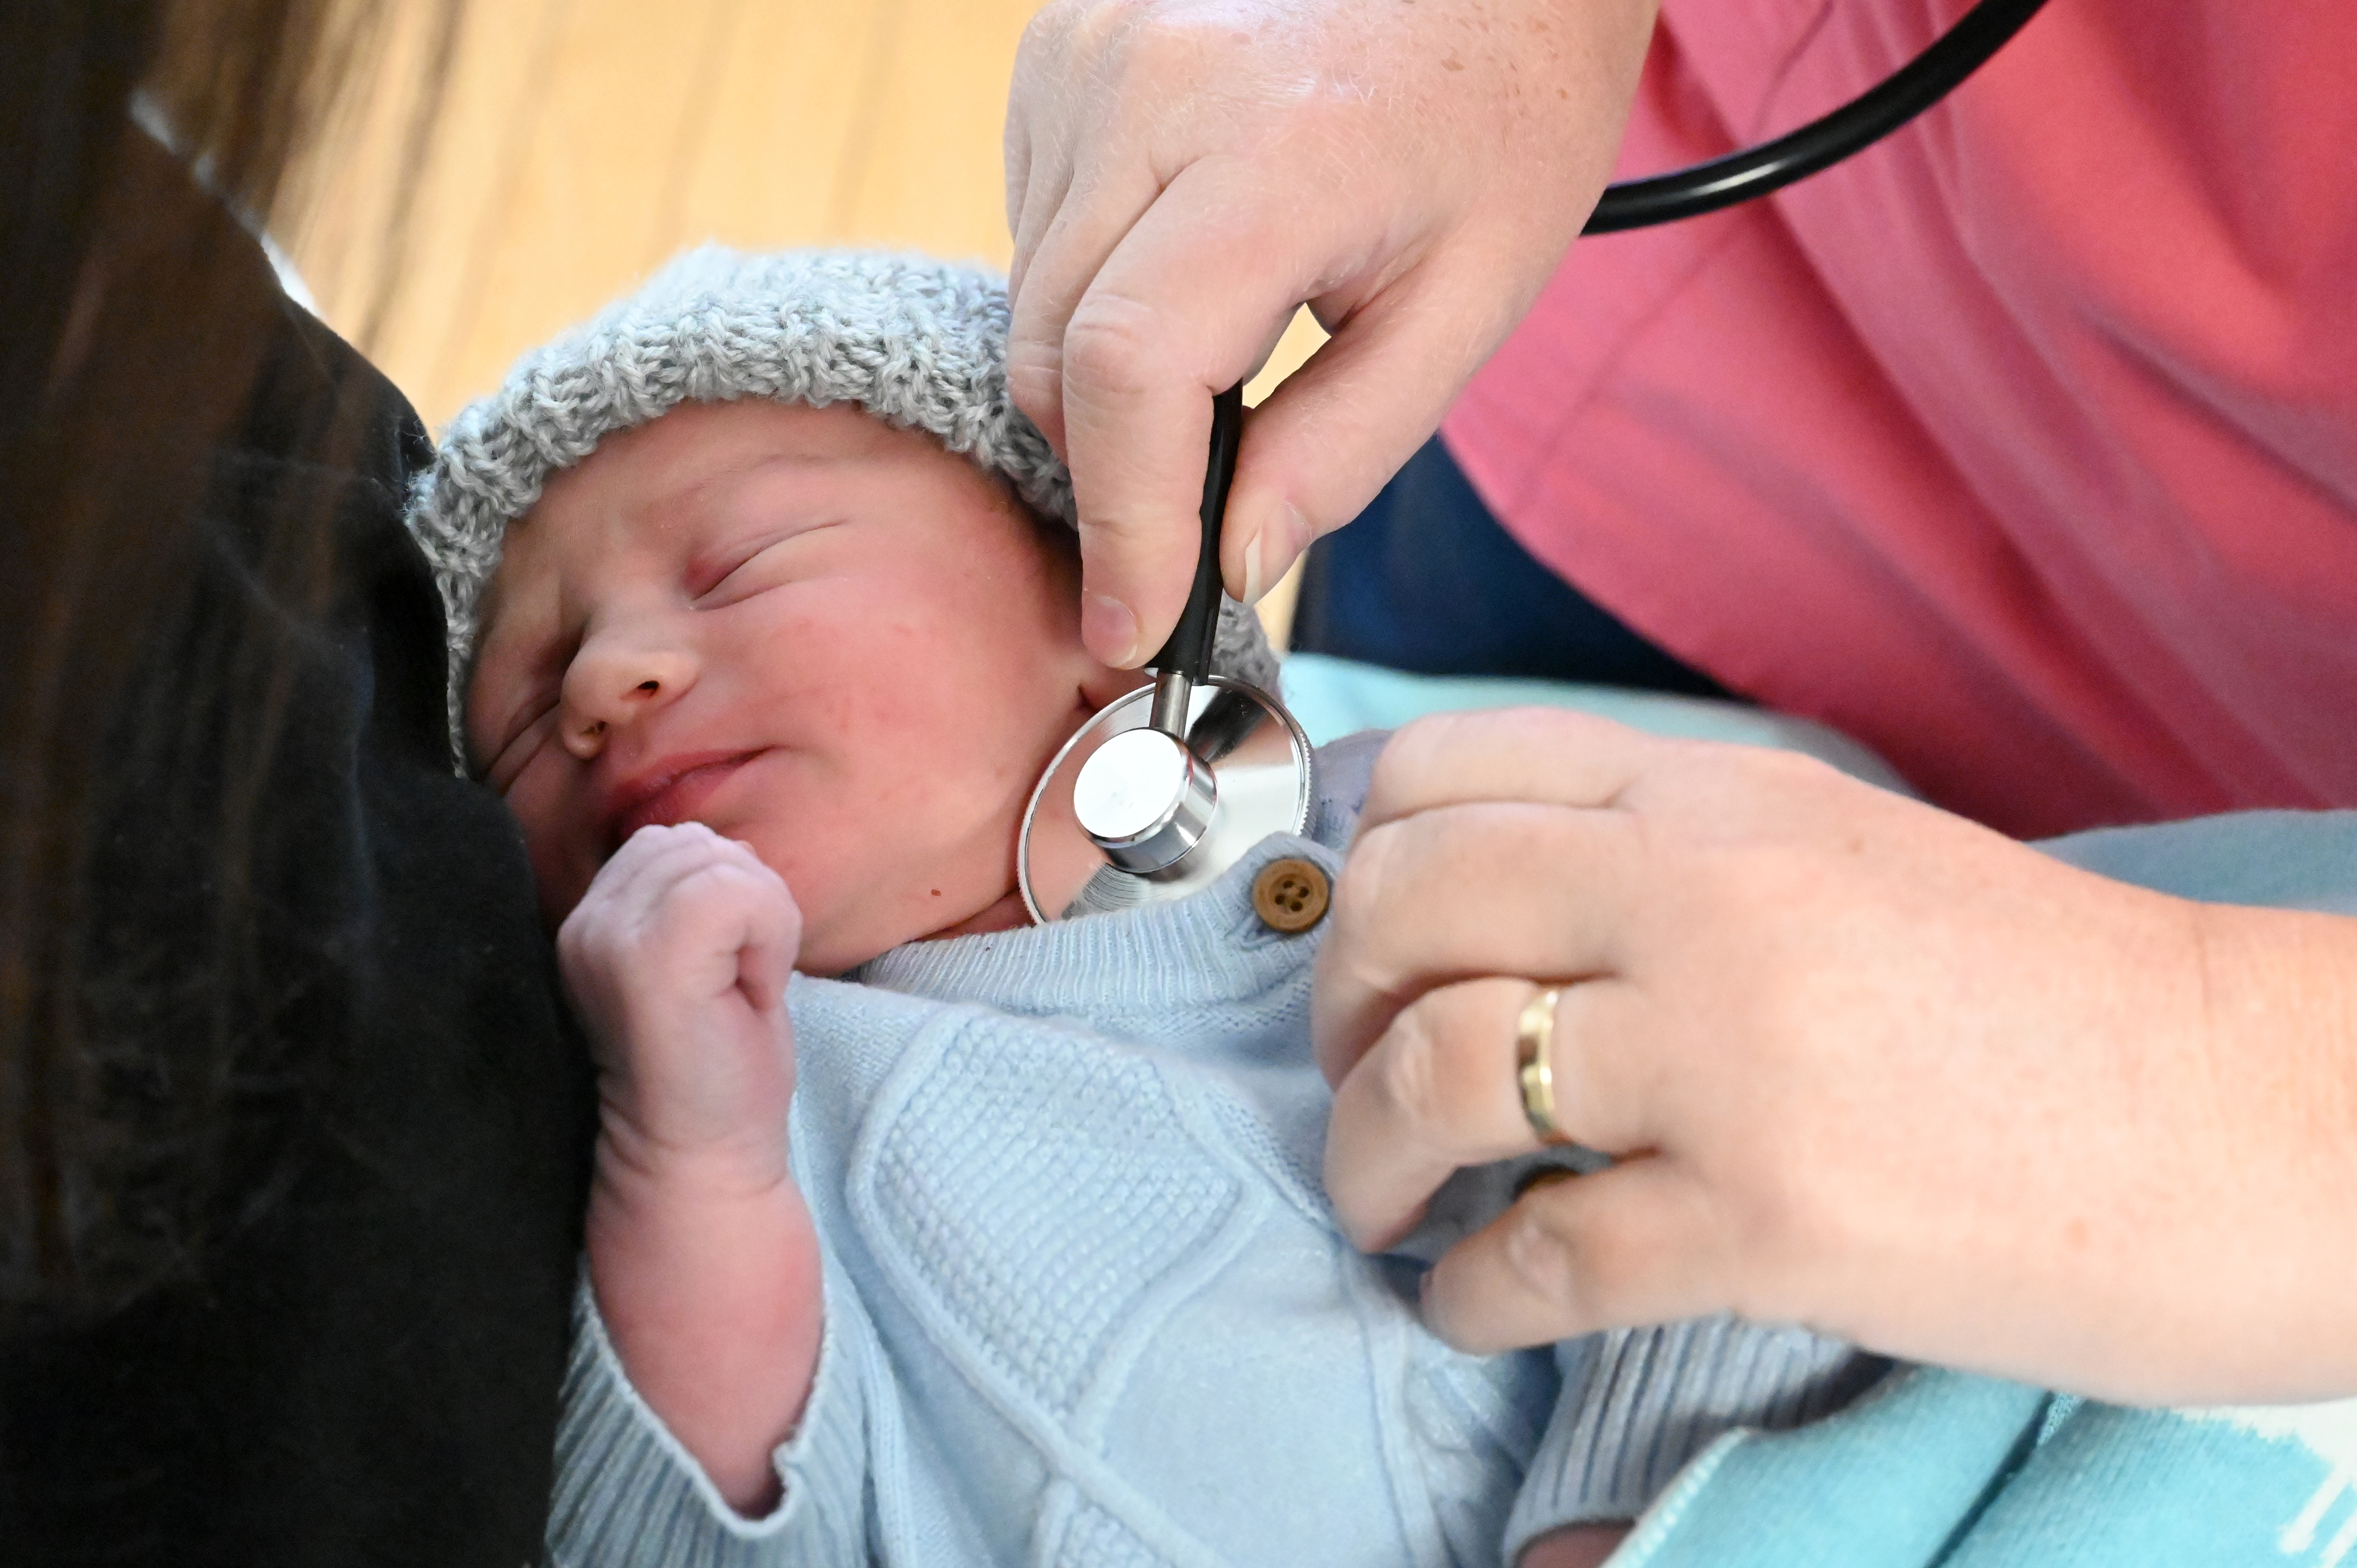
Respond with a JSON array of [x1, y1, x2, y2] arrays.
[[1005, 0, 1658, 667], [1007, 0, 2357, 1405]]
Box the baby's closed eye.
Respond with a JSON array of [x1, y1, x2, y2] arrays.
[[691, 519, 846, 608]]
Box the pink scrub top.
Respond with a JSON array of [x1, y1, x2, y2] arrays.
[[1443, 0, 2357, 838]]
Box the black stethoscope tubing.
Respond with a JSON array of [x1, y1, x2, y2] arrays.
[[1154, 0, 2059, 682], [1154, 0, 2056, 675], [1585, 0, 2052, 234]]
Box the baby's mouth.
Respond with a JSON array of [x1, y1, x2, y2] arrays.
[[605, 750, 766, 848]]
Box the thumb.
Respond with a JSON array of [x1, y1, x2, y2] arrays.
[[1218, 245, 1537, 604]]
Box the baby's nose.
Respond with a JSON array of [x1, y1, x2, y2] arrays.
[[560, 640, 698, 759]]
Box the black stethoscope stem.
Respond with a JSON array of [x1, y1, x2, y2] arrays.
[[1585, 0, 2051, 234], [1069, 385, 1247, 871], [1145, 383, 1246, 727]]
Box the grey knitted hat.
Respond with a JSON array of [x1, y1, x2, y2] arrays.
[[404, 246, 1277, 753]]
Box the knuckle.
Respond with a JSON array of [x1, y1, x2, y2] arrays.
[[1060, 292, 1169, 399], [1368, 710, 1488, 802], [675, 858, 756, 904], [1004, 331, 1064, 380], [1072, 501, 1186, 553], [1115, 15, 1194, 81], [1330, 818, 1402, 926], [1367, 721, 1438, 801], [1081, 3, 1202, 82], [1514, 704, 1619, 752], [1024, 5, 1205, 157], [1383, 710, 1465, 769], [1366, 1010, 1442, 1126], [1003, 353, 1065, 423], [1512, 1183, 1654, 1322], [1017, 0, 1082, 57], [554, 916, 595, 969], [1327, 847, 1452, 1022], [1399, 987, 1502, 1132], [1075, 0, 1149, 60], [1742, 744, 1838, 791], [1498, 1195, 1588, 1307]]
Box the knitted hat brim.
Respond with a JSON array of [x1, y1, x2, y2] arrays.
[[403, 246, 1277, 759]]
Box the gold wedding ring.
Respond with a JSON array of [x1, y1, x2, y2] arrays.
[[1516, 986, 1575, 1147]]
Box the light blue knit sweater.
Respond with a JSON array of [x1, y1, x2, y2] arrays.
[[548, 745, 2357, 1568], [546, 735, 1872, 1566]]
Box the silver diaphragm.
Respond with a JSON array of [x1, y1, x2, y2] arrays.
[[1018, 677, 1315, 923]]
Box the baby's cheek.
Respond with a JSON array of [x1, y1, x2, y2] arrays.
[[753, 807, 1012, 974], [502, 779, 598, 929], [527, 834, 600, 931]]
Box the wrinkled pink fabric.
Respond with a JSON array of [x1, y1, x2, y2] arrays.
[[1443, 0, 2357, 837]]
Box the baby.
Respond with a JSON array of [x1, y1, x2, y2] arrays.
[[408, 250, 1876, 1568]]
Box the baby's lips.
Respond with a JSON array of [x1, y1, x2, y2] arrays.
[[604, 749, 769, 848]]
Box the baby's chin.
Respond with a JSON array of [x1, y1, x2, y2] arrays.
[[922, 886, 1035, 942], [797, 877, 1032, 976]]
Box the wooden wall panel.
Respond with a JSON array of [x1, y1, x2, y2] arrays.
[[671, 4, 883, 252], [297, 0, 1044, 430], [831, 0, 1027, 263]]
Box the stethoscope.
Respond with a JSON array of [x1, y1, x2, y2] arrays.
[[1019, 0, 2050, 923]]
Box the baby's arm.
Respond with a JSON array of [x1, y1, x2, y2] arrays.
[[559, 823, 824, 1514], [1520, 1527, 1629, 1568], [1503, 1317, 1888, 1565]]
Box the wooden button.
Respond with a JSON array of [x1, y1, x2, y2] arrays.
[[1251, 857, 1330, 933]]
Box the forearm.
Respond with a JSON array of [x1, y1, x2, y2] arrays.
[[1857, 897, 2357, 1406], [2136, 900, 2357, 1400], [1792, 893, 2357, 1404], [587, 1144, 824, 1513]]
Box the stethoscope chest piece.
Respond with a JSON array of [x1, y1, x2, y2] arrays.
[[1019, 675, 1314, 922], [1014, 0, 2059, 922], [1019, 384, 1317, 924]]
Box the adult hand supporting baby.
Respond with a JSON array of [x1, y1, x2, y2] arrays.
[[563, 823, 825, 1513], [1003, 0, 1658, 665], [1314, 709, 2357, 1407]]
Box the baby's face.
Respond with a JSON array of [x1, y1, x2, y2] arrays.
[[469, 400, 1137, 973]]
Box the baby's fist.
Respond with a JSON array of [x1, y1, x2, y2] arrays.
[[558, 823, 802, 1181]]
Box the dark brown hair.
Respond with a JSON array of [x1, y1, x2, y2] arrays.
[[0, 0, 455, 1323]]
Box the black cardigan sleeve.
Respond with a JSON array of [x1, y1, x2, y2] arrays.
[[0, 134, 597, 1568]]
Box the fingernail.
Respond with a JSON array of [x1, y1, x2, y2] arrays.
[[1241, 503, 1309, 604], [1082, 592, 1139, 666]]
